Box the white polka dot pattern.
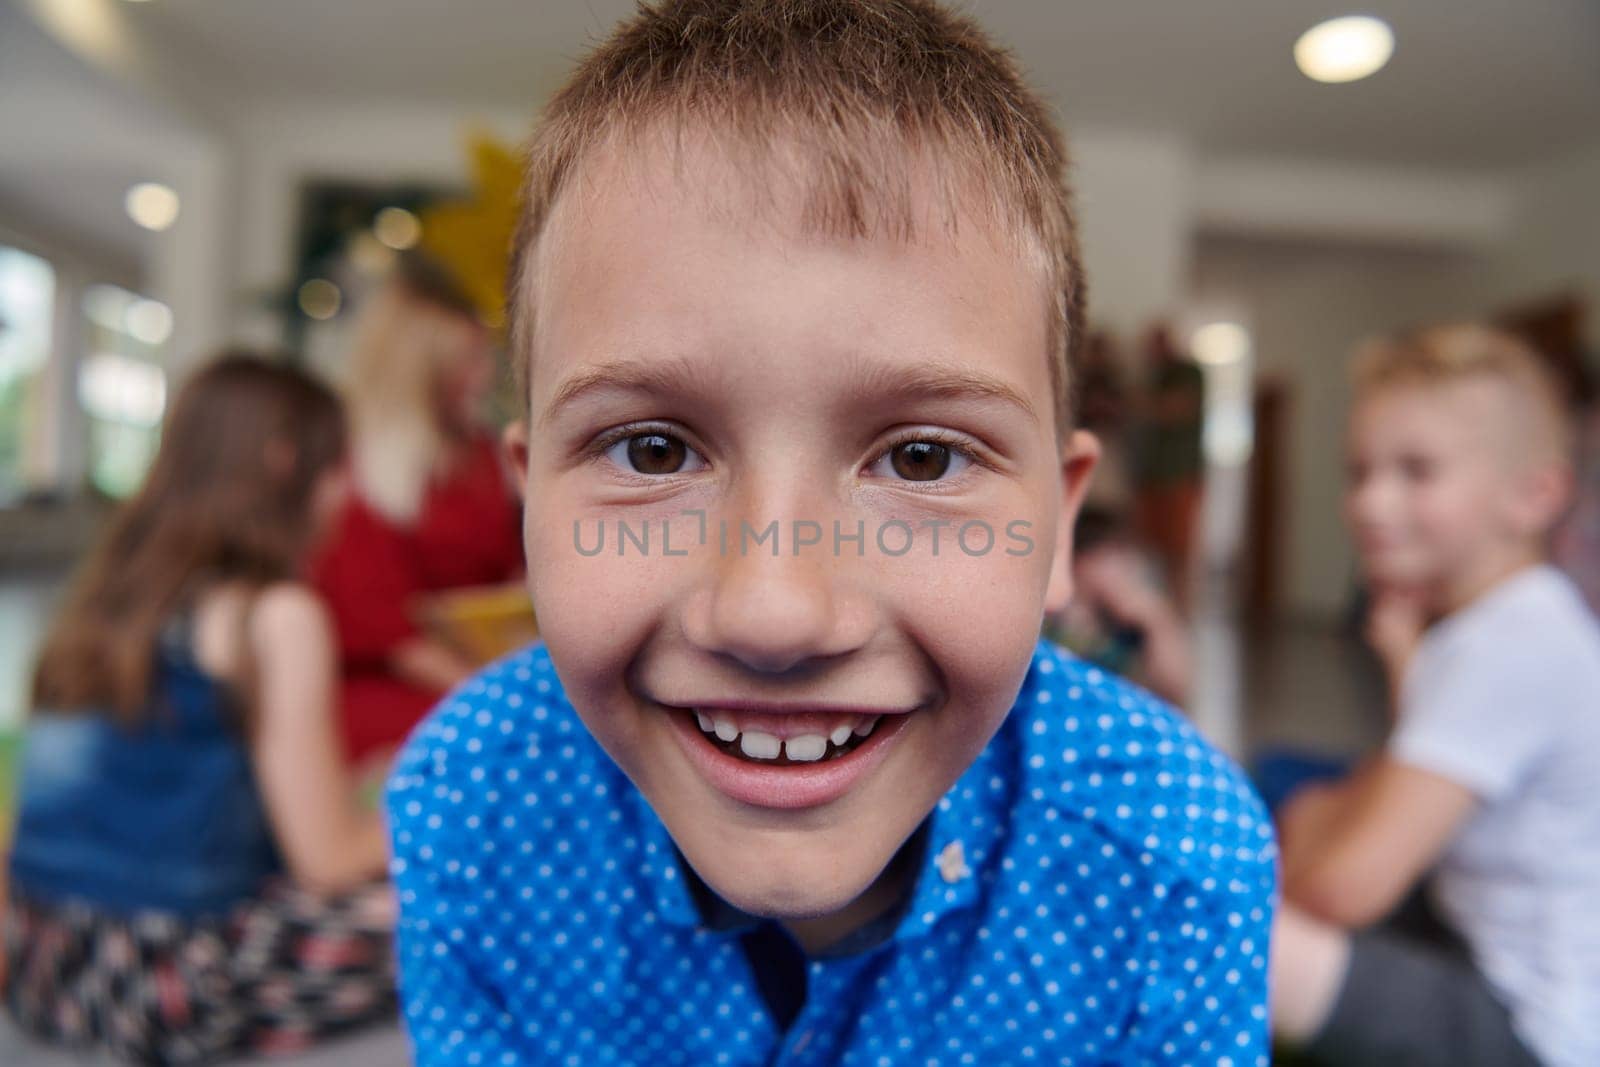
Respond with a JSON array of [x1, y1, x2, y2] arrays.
[[386, 638, 1278, 1065]]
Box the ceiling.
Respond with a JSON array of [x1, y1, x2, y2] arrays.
[[2, 0, 1597, 273], [0, 1, 200, 264], [112, 0, 1600, 170]]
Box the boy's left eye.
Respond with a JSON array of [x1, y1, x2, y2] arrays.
[[866, 436, 976, 483]]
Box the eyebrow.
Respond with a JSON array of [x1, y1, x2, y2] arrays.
[[540, 353, 1040, 429], [539, 355, 725, 429]]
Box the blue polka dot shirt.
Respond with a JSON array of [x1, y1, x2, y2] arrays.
[[386, 637, 1278, 1066]]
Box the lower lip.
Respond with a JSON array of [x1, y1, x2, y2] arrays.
[[662, 706, 911, 810]]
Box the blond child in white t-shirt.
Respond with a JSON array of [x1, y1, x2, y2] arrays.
[[1270, 324, 1600, 1067]]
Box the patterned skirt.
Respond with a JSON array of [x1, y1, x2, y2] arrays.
[[2, 879, 398, 1065]]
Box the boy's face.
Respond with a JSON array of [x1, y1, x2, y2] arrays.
[[1344, 380, 1539, 599], [507, 136, 1097, 925]]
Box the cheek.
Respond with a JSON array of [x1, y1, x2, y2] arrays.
[[894, 515, 1055, 730], [528, 542, 674, 776], [907, 538, 1048, 648], [523, 499, 705, 714], [1411, 476, 1487, 534], [527, 513, 660, 654]]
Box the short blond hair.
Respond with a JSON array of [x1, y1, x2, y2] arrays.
[[506, 0, 1083, 434], [1351, 322, 1574, 462]]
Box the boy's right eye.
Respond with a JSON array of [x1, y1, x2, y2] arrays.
[[599, 428, 708, 477], [1398, 454, 1437, 484]]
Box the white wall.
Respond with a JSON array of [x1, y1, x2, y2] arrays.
[[1193, 156, 1512, 249], [1191, 236, 1498, 618], [1070, 131, 1193, 334], [1481, 146, 1600, 350]]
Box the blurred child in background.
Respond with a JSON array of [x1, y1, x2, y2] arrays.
[[1044, 505, 1193, 706], [5, 354, 397, 1064], [309, 256, 524, 768], [1271, 324, 1600, 1067]]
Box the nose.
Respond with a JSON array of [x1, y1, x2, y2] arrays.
[[1346, 469, 1392, 530], [681, 500, 871, 676]]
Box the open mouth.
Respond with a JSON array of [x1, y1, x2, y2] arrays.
[[688, 709, 880, 764], [661, 703, 911, 809]]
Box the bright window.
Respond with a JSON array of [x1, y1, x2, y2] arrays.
[[79, 284, 170, 498], [0, 246, 57, 502]]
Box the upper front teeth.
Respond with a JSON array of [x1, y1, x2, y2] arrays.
[[697, 712, 879, 761], [739, 730, 781, 759], [783, 734, 828, 761]]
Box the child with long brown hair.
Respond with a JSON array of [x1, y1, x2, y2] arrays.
[[5, 353, 397, 1064]]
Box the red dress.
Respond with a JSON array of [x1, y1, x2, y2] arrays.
[[309, 436, 524, 764]]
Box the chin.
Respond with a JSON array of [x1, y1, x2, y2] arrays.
[[677, 825, 888, 920], [716, 874, 861, 922]]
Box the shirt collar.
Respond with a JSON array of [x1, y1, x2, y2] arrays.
[[632, 638, 1049, 947]]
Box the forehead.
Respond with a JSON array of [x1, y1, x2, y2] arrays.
[[541, 121, 1041, 269], [525, 128, 1053, 426], [1351, 378, 1510, 452]]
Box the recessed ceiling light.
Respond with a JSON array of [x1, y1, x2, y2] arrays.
[[1295, 15, 1394, 84], [125, 182, 180, 231]]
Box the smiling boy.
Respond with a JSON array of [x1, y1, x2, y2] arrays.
[[385, 2, 1275, 1064]]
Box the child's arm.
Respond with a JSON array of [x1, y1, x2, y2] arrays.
[[1278, 757, 1475, 928], [390, 634, 477, 694], [1364, 589, 1426, 720], [248, 584, 392, 893]]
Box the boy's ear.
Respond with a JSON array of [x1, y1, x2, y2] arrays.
[[1508, 457, 1574, 537], [502, 420, 531, 501], [1044, 429, 1101, 615]]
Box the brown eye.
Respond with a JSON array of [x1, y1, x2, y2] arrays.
[[889, 440, 951, 481], [1399, 455, 1436, 483], [626, 433, 687, 475]]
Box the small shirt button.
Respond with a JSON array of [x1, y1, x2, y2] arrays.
[[937, 840, 970, 883]]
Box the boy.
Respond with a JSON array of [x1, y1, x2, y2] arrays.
[[385, 2, 1276, 1063], [1270, 324, 1600, 1067]]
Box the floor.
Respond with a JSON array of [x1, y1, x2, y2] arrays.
[[0, 1018, 411, 1066]]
